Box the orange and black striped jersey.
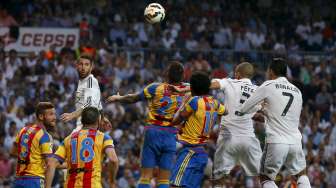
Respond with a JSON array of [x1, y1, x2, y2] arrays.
[[53, 129, 114, 188]]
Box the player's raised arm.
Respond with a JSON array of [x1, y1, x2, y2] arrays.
[[210, 78, 227, 90], [240, 82, 268, 114], [172, 97, 195, 125], [106, 92, 142, 104], [107, 83, 160, 104]]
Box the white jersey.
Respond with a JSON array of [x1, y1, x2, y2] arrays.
[[241, 77, 302, 144], [75, 74, 102, 125], [213, 78, 258, 136]]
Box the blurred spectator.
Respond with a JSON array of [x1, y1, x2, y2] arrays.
[[0, 9, 18, 27]]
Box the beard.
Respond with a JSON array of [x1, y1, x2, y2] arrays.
[[78, 70, 91, 79], [44, 120, 56, 132]]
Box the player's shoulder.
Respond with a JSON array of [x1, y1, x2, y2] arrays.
[[97, 130, 113, 141], [186, 96, 200, 108], [260, 79, 276, 87], [146, 82, 161, 88], [87, 74, 99, 88]]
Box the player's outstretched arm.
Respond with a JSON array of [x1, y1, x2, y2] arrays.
[[210, 79, 222, 90], [105, 147, 119, 188], [240, 84, 267, 114], [45, 157, 60, 188], [106, 92, 141, 104], [60, 108, 83, 122]]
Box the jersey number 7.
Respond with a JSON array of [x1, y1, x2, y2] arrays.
[[281, 92, 294, 116]]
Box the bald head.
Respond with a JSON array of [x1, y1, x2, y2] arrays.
[[235, 62, 254, 79]]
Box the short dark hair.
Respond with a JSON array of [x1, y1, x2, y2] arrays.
[[81, 107, 100, 125], [167, 61, 184, 83], [78, 54, 94, 64], [190, 71, 210, 95], [268, 58, 287, 77], [35, 102, 55, 117]]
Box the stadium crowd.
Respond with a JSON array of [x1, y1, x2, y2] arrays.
[[0, 0, 336, 187], [1, 0, 336, 53]]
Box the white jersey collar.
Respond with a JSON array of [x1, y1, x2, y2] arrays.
[[276, 77, 288, 82], [79, 74, 93, 82], [239, 78, 252, 84]]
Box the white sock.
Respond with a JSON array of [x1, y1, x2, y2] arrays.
[[297, 175, 311, 188], [261, 180, 278, 188]]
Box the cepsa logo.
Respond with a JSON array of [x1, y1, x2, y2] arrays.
[[0, 27, 79, 52], [21, 33, 76, 47]]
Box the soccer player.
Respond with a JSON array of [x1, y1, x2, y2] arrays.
[[60, 55, 103, 131], [45, 107, 119, 188], [211, 62, 262, 186], [106, 62, 186, 188], [240, 58, 311, 188], [170, 71, 227, 188], [12, 102, 56, 188]]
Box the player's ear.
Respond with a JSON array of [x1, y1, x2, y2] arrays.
[[37, 113, 44, 121]]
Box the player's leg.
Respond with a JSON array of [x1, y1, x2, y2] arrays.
[[157, 132, 177, 188], [138, 168, 153, 188], [170, 148, 193, 187], [239, 137, 262, 185], [170, 148, 208, 188], [157, 169, 170, 188], [260, 143, 289, 188], [285, 144, 311, 188], [137, 129, 158, 188], [213, 135, 236, 187]]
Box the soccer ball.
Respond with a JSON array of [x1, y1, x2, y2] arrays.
[[144, 3, 165, 24]]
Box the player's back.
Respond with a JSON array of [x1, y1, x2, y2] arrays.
[[178, 96, 226, 145], [15, 124, 53, 178], [57, 129, 113, 188], [217, 78, 257, 136], [262, 77, 302, 144], [142, 82, 186, 127]]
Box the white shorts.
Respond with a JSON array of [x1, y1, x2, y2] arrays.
[[214, 135, 262, 179], [260, 143, 306, 180]]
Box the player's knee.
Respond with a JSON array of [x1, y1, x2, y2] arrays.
[[140, 168, 153, 179], [158, 168, 171, 179]]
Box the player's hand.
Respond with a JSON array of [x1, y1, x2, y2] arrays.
[[106, 92, 122, 103], [60, 113, 74, 122], [99, 117, 112, 132], [252, 110, 267, 122]]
